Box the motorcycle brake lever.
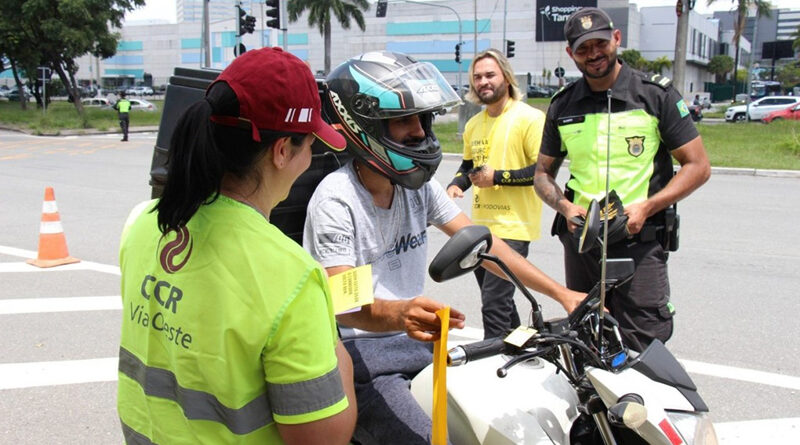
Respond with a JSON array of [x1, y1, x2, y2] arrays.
[[496, 349, 547, 378]]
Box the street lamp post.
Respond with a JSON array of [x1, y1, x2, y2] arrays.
[[390, 0, 463, 96], [383, 0, 465, 133]]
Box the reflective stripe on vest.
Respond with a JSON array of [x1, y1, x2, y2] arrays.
[[118, 100, 131, 113], [558, 109, 660, 209], [119, 346, 345, 435], [118, 346, 272, 435], [121, 421, 156, 445]]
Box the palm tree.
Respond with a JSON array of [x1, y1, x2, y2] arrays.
[[709, 0, 772, 87], [288, 0, 370, 75], [649, 56, 672, 75]]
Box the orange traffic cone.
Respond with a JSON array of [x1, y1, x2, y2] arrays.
[[26, 187, 80, 268]]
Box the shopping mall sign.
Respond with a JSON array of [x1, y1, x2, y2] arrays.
[[536, 0, 596, 41]]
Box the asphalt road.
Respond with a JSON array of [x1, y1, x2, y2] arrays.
[[0, 130, 798, 443]]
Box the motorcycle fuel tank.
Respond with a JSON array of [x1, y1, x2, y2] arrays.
[[411, 341, 579, 445]]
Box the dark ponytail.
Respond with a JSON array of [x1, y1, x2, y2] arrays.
[[155, 99, 223, 234]]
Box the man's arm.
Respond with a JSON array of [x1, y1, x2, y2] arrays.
[[327, 265, 465, 342], [623, 136, 710, 234], [437, 212, 585, 314], [446, 158, 474, 198], [469, 163, 537, 188], [534, 154, 586, 233]]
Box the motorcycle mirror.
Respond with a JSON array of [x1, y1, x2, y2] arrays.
[[429, 225, 493, 282], [578, 199, 601, 254]]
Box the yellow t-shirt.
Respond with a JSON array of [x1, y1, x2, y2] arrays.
[[462, 99, 544, 241]]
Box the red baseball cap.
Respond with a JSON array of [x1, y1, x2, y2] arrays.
[[208, 47, 345, 151]]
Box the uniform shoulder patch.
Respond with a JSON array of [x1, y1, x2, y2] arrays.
[[643, 73, 673, 90], [551, 81, 576, 101]]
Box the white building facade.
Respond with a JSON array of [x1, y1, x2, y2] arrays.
[[8, 0, 789, 98]]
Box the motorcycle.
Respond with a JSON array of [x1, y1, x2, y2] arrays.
[[410, 199, 718, 445], [689, 103, 703, 122]]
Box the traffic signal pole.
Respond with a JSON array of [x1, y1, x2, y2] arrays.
[[203, 0, 211, 67]]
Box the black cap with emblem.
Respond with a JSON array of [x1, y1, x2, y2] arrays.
[[564, 7, 614, 52]]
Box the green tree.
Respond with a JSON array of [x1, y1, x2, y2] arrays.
[[619, 49, 647, 70], [0, 0, 143, 119], [649, 56, 672, 75], [777, 62, 800, 91], [288, 0, 370, 75], [792, 23, 800, 52], [735, 68, 748, 83], [708, 0, 771, 84], [707, 54, 735, 82]]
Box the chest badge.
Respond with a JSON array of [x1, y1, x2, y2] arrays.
[[625, 136, 645, 157]]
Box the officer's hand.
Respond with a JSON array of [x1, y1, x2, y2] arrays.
[[564, 204, 587, 233], [400, 296, 465, 342], [468, 166, 495, 188], [624, 202, 650, 235], [446, 184, 464, 199]]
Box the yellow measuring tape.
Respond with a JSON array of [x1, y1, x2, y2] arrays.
[[432, 307, 450, 445]]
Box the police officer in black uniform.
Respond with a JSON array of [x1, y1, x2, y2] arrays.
[[534, 7, 711, 352]]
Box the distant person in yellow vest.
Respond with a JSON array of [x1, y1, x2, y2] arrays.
[[117, 47, 356, 444], [113, 91, 131, 141], [446, 49, 546, 339]]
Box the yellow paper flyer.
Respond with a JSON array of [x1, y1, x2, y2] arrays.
[[328, 264, 374, 315]]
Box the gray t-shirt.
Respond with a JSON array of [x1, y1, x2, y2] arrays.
[[303, 161, 462, 338]]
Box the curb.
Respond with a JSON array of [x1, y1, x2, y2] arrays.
[[0, 125, 159, 137], [3, 125, 798, 179]]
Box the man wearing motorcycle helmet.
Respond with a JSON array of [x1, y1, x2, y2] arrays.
[[303, 51, 585, 445]]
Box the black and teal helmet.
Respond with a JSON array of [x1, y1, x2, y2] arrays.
[[323, 51, 461, 189]]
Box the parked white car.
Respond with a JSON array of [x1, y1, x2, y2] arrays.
[[125, 86, 154, 96], [127, 98, 158, 111], [81, 97, 111, 107], [724, 96, 800, 122]]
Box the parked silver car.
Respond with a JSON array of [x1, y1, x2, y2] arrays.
[[724, 96, 800, 122]]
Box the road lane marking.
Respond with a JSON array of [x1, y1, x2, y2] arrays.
[[0, 245, 120, 275], [681, 359, 800, 391], [0, 296, 121, 314], [0, 261, 120, 275], [0, 357, 797, 444], [0, 358, 118, 390], [714, 417, 800, 444]]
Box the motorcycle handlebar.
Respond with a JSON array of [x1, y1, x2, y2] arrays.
[[448, 337, 510, 366]]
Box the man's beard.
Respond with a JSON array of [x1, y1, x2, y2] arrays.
[[478, 83, 507, 105], [578, 51, 618, 79]]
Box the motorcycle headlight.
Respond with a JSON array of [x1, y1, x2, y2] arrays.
[[667, 411, 719, 445]]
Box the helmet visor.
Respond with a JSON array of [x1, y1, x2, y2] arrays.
[[351, 60, 462, 119]]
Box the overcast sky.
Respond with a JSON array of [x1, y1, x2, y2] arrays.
[[124, 0, 799, 24]]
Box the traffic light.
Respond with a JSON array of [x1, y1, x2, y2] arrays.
[[237, 6, 247, 36], [454, 43, 461, 63], [376, 0, 388, 18], [244, 15, 256, 33], [506, 40, 515, 58], [266, 0, 281, 29]]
